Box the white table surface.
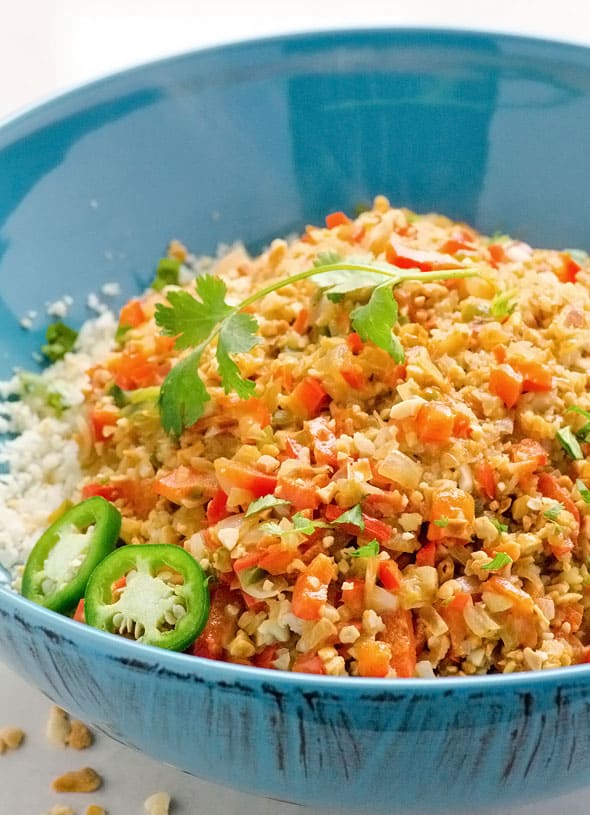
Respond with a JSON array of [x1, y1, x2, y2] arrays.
[[3, 2, 590, 812]]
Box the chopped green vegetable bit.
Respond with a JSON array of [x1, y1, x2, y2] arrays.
[[556, 426, 584, 460], [313, 251, 342, 267], [489, 290, 517, 320], [576, 479, 590, 505], [434, 517, 450, 528], [482, 552, 513, 571], [350, 539, 380, 558], [245, 495, 291, 518], [566, 406, 590, 442], [151, 257, 182, 291], [544, 502, 565, 522], [491, 518, 508, 533], [261, 513, 328, 537], [332, 504, 365, 530], [17, 372, 66, 416], [41, 321, 78, 362]]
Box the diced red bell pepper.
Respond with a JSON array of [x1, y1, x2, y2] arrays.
[[325, 211, 351, 229], [386, 238, 462, 271], [307, 416, 338, 468], [254, 645, 278, 669], [325, 504, 391, 544], [378, 560, 402, 590], [489, 364, 523, 408], [538, 472, 580, 531], [154, 466, 219, 503], [340, 578, 365, 615], [292, 653, 326, 674], [556, 252, 581, 284], [289, 377, 330, 419], [346, 332, 363, 354], [207, 489, 230, 524], [292, 553, 335, 620], [214, 459, 278, 499], [474, 462, 497, 501], [73, 599, 85, 623], [89, 407, 118, 443], [415, 541, 437, 567], [275, 479, 320, 510], [118, 299, 147, 331], [380, 609, 416, 678]]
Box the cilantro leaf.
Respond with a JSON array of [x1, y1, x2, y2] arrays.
[[351, 283, 404, 363], [245, 495, 291, 518], [557, 426, 584, 460], [216, 312, 261, 398], [434, 516, 450, 528], [332, 504, 365, 531], [151, 257, 181, 291], [576, 479, 590, 505], [489, 290, 517, 320], [41, 321, 78, 362], [261, 512, 328, 537], [544, 502, 565, 522], [350, 539, 380, 558], [312, 266, 390, 301], [482, 552, 512, 571], [292, 513, 329, 535], [155, 274, 233, 350], [159, 349, 209, 435], [491, 518, 508, 533]]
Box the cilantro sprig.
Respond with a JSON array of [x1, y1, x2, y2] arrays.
[[155, 260, 477, 434]]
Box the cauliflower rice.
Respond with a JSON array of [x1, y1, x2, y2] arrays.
[[4, 195, 590, 678]]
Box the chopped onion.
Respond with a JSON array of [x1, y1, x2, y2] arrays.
[[365, 584, 399, 613], [463, 603, 500, 638], [377, 449, 423, 489]]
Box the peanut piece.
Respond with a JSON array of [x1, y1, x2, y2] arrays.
[[67, 720, 93, 751], [51, 767, 102, 793], [46, 706, 71, 747], [85, 806, 107, 815], [0, 726, 25, 753], [144, 791, 171, 815]]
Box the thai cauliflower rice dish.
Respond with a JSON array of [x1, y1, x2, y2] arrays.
[[4, 195, 590, 678]]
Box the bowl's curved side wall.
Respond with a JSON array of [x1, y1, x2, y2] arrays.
[[2, 594, 590, 814]]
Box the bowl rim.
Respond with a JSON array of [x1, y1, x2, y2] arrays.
[[3, 25, 590, 694]]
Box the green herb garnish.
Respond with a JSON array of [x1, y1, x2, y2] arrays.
[[245, 495, 291, 518], [155, 261, 478, 434], [544, 502, 565, 522], [434, 517, 450, 528], [556, 426, 584, 460], [350, 539, 380, 558], [332, 504, 365, 531], [566, 406, 590, 442], [482, 552, 513, 571], [17, 372, 66, 416], [261, 512, 328, 537], [41, 321, 78, 362], [490, 518, 508, 533], [576, 479, 590, 505], [151, 257, 182, 291]]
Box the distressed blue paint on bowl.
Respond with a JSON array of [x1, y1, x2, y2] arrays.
[[2, 29, 590, 813]]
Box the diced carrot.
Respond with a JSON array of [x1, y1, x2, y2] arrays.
[[241, 591, 265, 611], [291, 553, 335, 620], [474, 462, 497, 501], [154, 334, 176, 355], [73, 599, 85, 624], [292, 653, 326, 674], [118, 299, 147, 330], [340, 365, 366, 390], [428, 485, 475, 542], [207, 489, 230, 524], [380, 609, 416, 678], [485, 575, 534, 613], [307, 416, 338, 467], [289, 377, 330, 419], [108, 351, 170, 390], [341, 578, 365, 615], [355, 640, 392, 678], [489, 364, 523, 408], [89, 407, 118, 443], [510, 359, 552, 393], [538, 472, 580, 530], [325, 211, 351, 229], [275, 479, 320, 510], [225, 396, 272, 429], [439, 597, 471, 658], [292, 308, 309, 334], [378, 560, 402, 590], [257, 544, 298, 575], [448, 591, 471, 611], [417, 401, 454, 444], [232, 552, 261, 573], [415, 541, 436, 568], [214, 458, 277, 499], [346, 332, 363, 354], [254, 645, 278, 669], [154, 465, 219, 503], [556, 252, 581, 284], [452, 412, 472, 439]]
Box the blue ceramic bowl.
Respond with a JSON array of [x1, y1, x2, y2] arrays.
[[2, 29, 590, 814]]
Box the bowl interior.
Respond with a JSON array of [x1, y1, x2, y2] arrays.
[[2, 29, 590, 374]]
